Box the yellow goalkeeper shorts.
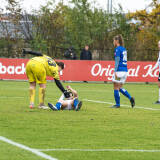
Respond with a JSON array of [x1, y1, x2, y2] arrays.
[[26, 60, 46, 84]]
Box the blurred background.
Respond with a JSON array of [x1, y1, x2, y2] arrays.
[[0, 0, 159, 61]]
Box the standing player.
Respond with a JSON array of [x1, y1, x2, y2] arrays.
[[151, 41, 160, 104], [22, 49, 71, 109], [110, 35, 135, 108], [48, 85, 82, 111]]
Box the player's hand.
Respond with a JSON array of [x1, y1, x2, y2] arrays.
[[115, 72, 118, 78], [64, 90, 71, 98], [22, 49, 27, 56], [66, 85, 71, 90]]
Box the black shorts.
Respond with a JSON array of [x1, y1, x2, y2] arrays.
[[158, 73, 160, 81]]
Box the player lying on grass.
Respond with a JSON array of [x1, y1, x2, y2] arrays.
[[48, 85, 82, 111]]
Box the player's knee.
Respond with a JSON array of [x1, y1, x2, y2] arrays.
[[39, 83, 46, 88]]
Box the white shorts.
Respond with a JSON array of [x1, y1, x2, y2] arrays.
[[112, 72, 128, 84], [63, 100, 74, 110]]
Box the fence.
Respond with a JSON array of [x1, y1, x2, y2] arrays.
[[0, 46, 159, 61]]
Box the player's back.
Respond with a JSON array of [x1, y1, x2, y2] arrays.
[[31, 55, 59, 78], [31, 56, 47, 66], [115, 46, 128, 72]]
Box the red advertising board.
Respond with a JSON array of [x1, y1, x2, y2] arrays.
[[0, 58, 158, 82]]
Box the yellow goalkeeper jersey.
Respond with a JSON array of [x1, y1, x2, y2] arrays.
[[31, 55, 60, 80]]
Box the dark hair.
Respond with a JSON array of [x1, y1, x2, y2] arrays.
[[69, 46, 74, 51], [69, 91, 73, 97], [55, 61, 64, 69], [84, 44, 89, 49], [114, 34, 124, 46]]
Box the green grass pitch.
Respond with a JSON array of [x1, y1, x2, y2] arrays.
[[0, 80, 160, 160]]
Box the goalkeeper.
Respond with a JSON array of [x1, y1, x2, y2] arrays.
[[22, 49, 71, 109], [48, 85, 82, 111]]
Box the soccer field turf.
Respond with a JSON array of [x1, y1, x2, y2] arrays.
[[0, 80, 160, 160]]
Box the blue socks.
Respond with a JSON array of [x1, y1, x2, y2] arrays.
[[55, 102, 61, 110], [55, 99, 80, 110], [114, 90, 120, 106], [119, 88, 131, 100], [74, 98, 79, 108]]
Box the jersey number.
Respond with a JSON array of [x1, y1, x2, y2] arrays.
[[45, 57, 56, 67], [122, 51, 127, 65]]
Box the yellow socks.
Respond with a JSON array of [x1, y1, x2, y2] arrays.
[[29, 89, 35, 104], [29, 88, 46, 108], [39, 88, 46, 105]]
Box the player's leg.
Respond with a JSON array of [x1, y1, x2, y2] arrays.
[[49, 94, 66, 110], [119, 83, 131, 99], [48, 93, 65, 111], [119, 83, 135, 107], [116, 72, 135, 107], [48, 100, 62, 111], [29, 82, 36, 108], [110, 82, 120, 108], [39, 83, 49, 109], [32, 64, 48, 109], [26, 61, 36, 108], [110, 72, 121, 108], [158, 81, 160, 102], [39, 83, 46, 106], [73, 98, 82, 111], [154, 80, 160, 104]]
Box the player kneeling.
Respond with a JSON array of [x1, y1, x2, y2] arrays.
[[48, 85, 82, 111]]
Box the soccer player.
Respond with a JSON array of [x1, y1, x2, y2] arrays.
[[151, 41, 160, 104], [48, 85, 82, 111], [22, 49, 71, 109], [110, 35, 135, 108]]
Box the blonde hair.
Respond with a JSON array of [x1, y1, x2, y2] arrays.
[[114, 34, 124, 47]]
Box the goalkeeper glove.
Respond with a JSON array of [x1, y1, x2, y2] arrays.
[[64, 90, 71, 98], [22, 49, 28, 56]]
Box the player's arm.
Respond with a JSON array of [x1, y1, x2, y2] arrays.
[[114, 56, 120, 78], [59, 94, 65, 101], [151, 58, 159, 73], [54, 79, 71, 98], [67, 85, 78, 98], [114, 56, 120, 72], [114, 49, 120, 78], [22, 49, 43, 56]]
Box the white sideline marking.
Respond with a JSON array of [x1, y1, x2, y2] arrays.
[[0, 136, 57, 160], [38, 148, 160, 152], [0, 97, 26, 98], [80, 90, 156, 93], [1, 136, 160, 154], [83, 99, 160, 111], [0, 97, 50, 99]]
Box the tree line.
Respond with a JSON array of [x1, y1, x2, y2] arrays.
[[0, 0, 159, 61]]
